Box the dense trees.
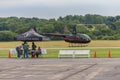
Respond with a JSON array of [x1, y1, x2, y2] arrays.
[[0, 14, 120, 41]]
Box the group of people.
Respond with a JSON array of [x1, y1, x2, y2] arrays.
[[16, 41, 41, 58], [31, 42, 41, 58]]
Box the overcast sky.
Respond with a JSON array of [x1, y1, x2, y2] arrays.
[[0, 0, 120, 19]]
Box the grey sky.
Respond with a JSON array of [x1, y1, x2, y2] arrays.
[[0, 0, 120, 19]]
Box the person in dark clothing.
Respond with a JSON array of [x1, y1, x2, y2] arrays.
[[32, 42, 36, 50], [31, 42, 37, 58]]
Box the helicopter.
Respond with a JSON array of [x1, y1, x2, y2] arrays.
[[41, 25, 91, 47]]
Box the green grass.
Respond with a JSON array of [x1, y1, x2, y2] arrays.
[[1, 48, 120, 58], [89, 48, 120, 58], [1, 40, 120, 58]]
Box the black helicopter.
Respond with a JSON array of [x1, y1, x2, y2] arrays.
[[42, 25, 91, 46]]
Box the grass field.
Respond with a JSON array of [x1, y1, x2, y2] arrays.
[[0, 40, 120, 58]]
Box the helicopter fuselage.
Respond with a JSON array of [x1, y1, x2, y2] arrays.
[[63, 34, 91, 43]]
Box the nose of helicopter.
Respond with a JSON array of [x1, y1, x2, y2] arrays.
[[82, 34, 91, 43], [87, 37, 91, 43], [87, 39, 91, 43]]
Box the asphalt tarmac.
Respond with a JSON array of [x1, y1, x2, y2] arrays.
[[0, 58, 120, 80]]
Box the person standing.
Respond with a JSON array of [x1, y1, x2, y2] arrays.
[[31, 42, 37, 58], [32, 42, 36, 50], [23, 41, 29, 58], [16, 44, 23, 58]]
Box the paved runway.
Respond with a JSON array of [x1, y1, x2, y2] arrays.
[[0, 58, 120, 80]]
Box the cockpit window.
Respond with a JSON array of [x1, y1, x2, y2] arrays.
[[77, 34, 91, 40]]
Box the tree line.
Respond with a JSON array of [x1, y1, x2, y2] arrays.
[[0, 14, 120, 41]]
